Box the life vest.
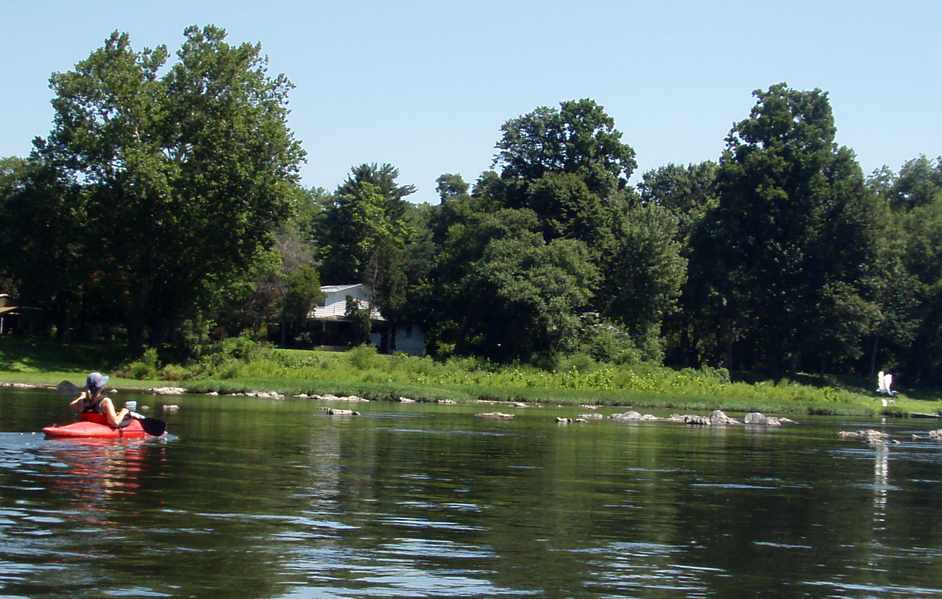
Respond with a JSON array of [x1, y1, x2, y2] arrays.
[[79, 411, 133, 429], [81, 392, 105, 414], [80, 393, 132, 428]]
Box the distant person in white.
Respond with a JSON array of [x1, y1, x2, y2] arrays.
[[876, 371, 897, 407]]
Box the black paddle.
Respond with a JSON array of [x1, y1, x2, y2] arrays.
[[56, 380, 167, 436]]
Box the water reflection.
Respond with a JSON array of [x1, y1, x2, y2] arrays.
[[42, 438, 165, 526], [873, 442, 889, 531]]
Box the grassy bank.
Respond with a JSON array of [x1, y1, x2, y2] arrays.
[[1, 337, 939, 417]]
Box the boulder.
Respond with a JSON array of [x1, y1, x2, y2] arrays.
[[710, 410, 740, 425], [247, 390, 284, 400], [744, 412, 797, 426], [611, 411, 644, 421], [436, 399, 456, 404], [149, 387, 186, 395], [162, 404, 180, 412], [318, 394, 369, 402], [397, 397, 416, 403], [683, 415, 710, 426], [325, 408, 360, 416], [610, 411, 659, 422], [744, 412, 769, 425], [556, 417, 573, 424], [839, 429, 890, 443], [476, 412, 514, 420], [1, 382, 46, 390], [929, 430, 942, 440]]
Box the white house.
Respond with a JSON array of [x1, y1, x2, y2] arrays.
[[310, 284, 426, 355], [312, 284, 381, 321]]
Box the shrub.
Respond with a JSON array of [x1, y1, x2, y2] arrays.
[[349, 344, 381, 370], [159, 364, 191, 381], [558, 352, 598, 373], [190, 335, 272, 376], [119, 347, 160, 380], [219, 336, 267, 361], [574, 315, 644, 365], [701, 366, 731, 384]]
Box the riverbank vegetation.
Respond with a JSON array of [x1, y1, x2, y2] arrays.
[[1, 25, 940, 405], [2, 337, 939, 417]]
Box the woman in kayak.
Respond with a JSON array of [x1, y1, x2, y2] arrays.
[[69, 372, 130, 428]]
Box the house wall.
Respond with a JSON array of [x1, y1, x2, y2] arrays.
[[311, 284, 426, 354], [393, 324, 426, 355], [313, 285, 381, 320]]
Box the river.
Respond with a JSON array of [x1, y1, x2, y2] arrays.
[[0, 388, 940, 597]]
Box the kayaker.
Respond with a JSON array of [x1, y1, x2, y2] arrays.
[[69, 372, 130, 429]]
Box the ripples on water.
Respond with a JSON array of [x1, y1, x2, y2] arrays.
[[1, 400, 941, 597]]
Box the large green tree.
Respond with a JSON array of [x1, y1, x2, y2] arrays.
[[637, 162, 718, 365], [27, 26, 305, 350], [889, 155, 942, 209], [900, 194, 942, 384], [494, 98, 637, 199], [316, 163, 415, 283], [639, 161, 719, 246], [0, 155, 100, 338], [701, 83, 882, 374], [601, 203, 687, 361], [491, 99, 635, 258], [864, 158, 942, 383], [422, 197, 598, 361]]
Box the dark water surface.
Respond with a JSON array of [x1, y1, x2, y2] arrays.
[[1, 389, 941, 597]]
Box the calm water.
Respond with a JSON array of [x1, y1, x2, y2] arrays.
[[0, 389, 941, 597]]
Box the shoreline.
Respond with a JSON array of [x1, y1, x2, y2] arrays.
[[2, 376, 937, 419]]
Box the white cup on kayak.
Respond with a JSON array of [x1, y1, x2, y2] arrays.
[[125, 400, 137, 412]]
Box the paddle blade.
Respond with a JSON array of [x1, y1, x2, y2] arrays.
[[56, 380, 81, 397], [140, 417, 166, 436], [130, 411, 166, 436]]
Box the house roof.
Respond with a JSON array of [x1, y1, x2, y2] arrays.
[[321, 284, 363, 293], [0, 305, 42, 315]]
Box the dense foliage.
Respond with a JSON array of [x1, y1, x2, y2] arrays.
[[1, 27, 307, 355], [1, 27, 939, 387]]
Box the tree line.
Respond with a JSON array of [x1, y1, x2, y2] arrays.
[[1, 27, 940, 384]]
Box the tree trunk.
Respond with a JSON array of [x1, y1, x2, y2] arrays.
[[868, 335, 879, 378], [127, 314, 145, 354], [127, 279, 153, 354]]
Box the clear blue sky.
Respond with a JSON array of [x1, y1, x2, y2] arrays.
[[4, 1, 940, 203]]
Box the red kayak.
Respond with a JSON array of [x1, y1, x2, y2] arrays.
[[43, 412, 149, 439]]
